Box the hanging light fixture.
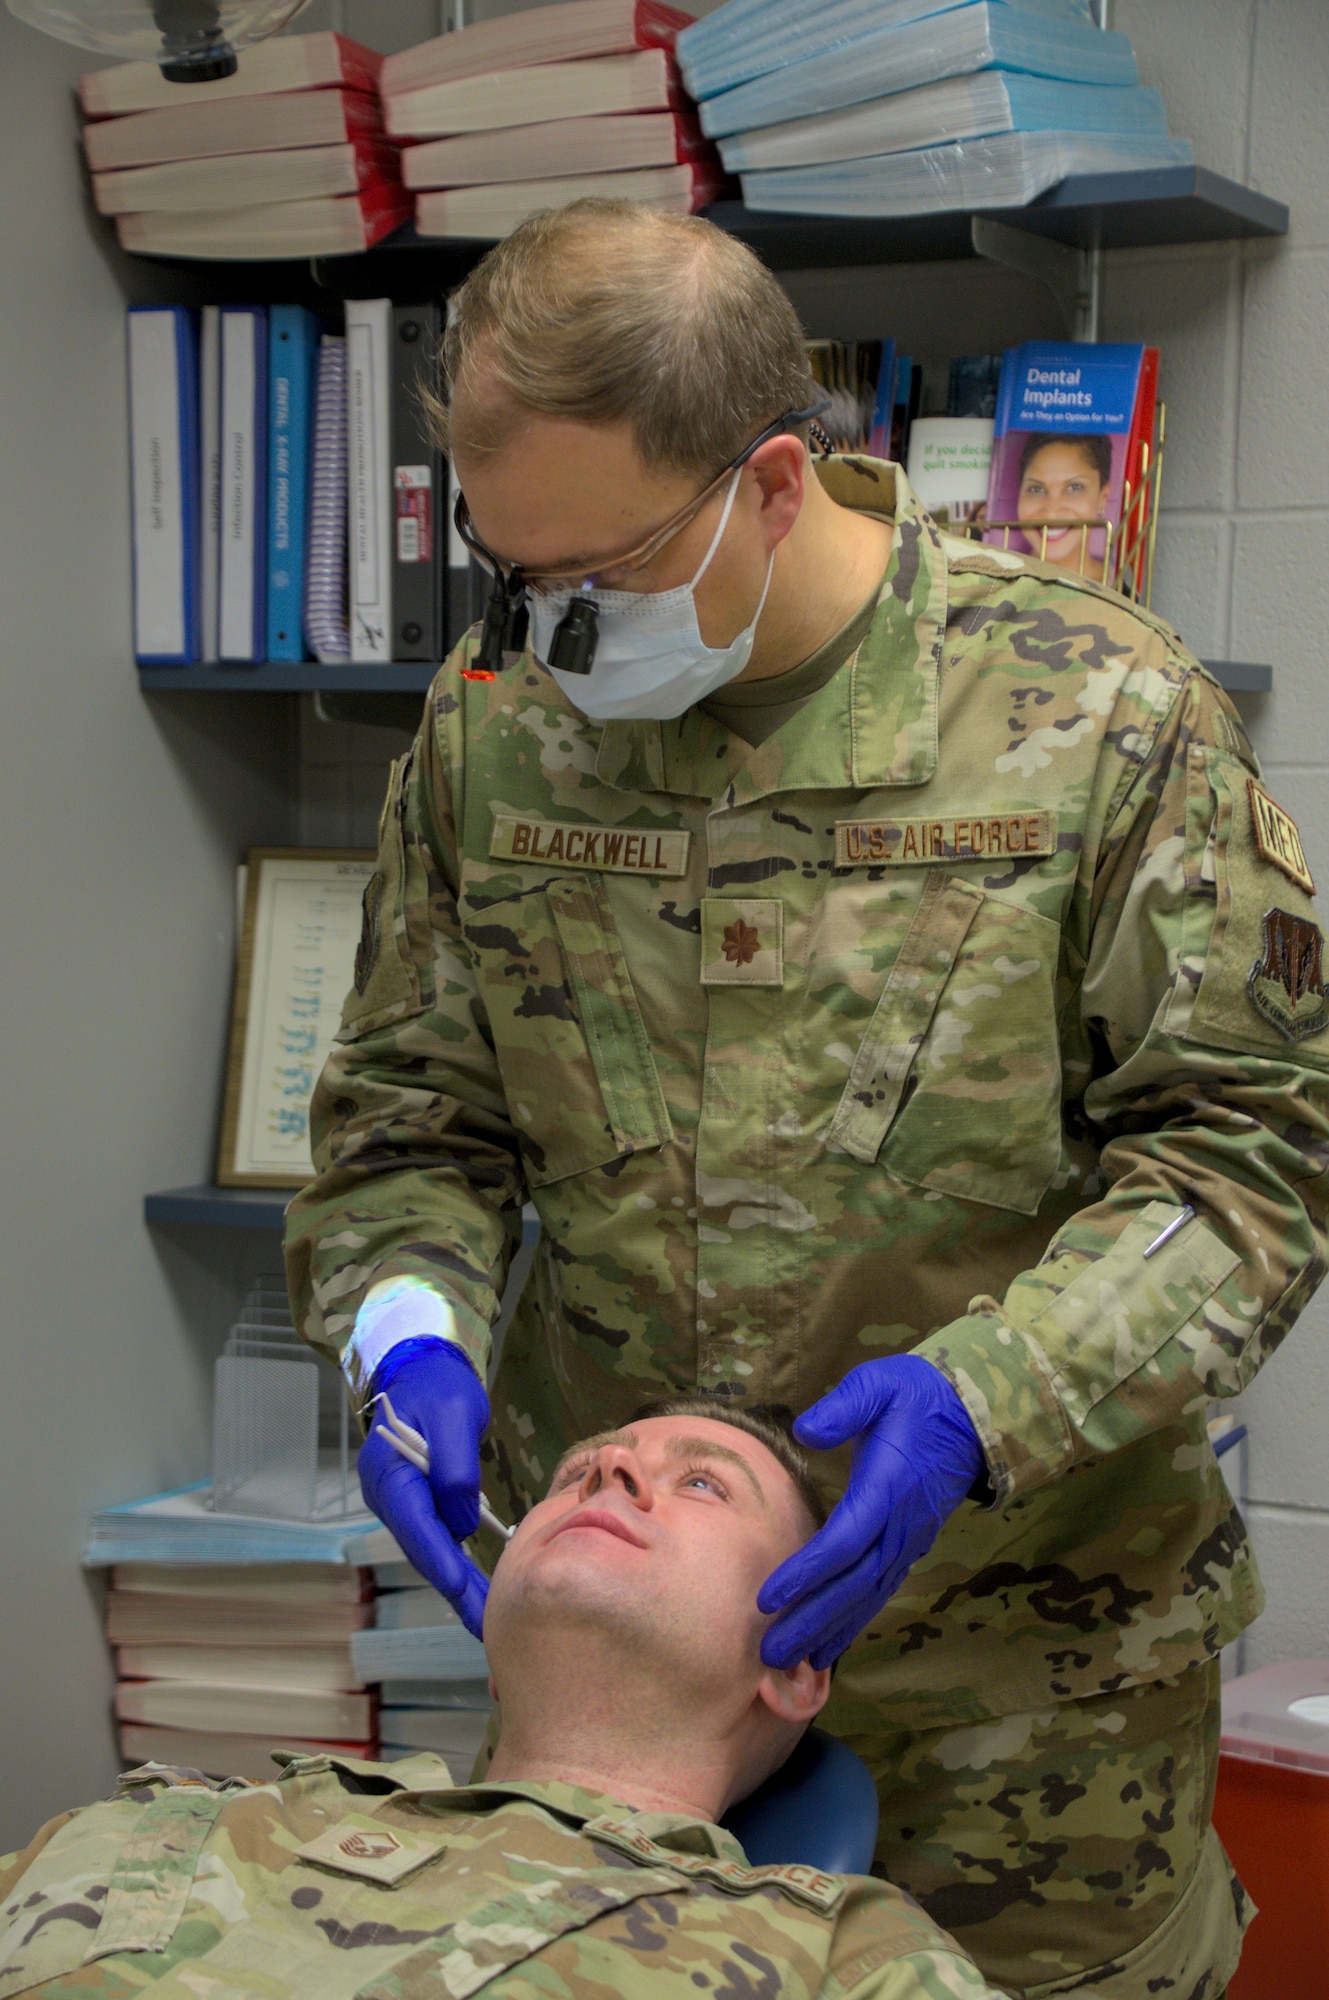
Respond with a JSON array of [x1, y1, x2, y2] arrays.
[[7, 0, 312, 80]]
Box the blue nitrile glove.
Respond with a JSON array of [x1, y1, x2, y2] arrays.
[[355, 1294, 491, 1639], [758, 1355, 986, 1671]]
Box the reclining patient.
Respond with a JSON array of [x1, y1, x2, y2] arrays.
[[0, 1402, 1001, 1999]]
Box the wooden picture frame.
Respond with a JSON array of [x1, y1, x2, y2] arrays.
[[218, 847, 377, 1187]]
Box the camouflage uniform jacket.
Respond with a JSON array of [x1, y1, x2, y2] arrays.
[[0, 1753, 998, 2000], [285, 458, 1329, 1732]]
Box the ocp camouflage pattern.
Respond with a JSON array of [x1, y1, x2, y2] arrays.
[[285, 457, 1329, 1733], [0, 1754, 997, 2000]]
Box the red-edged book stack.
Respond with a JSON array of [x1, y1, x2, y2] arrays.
[[79, 33, 410, 260], [381, 0, 733, 241]]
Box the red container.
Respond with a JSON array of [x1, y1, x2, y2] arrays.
[[1212, 1659, 1329, 2000]]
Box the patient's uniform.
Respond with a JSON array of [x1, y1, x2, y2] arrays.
[[0, 1752, 998, 2000]]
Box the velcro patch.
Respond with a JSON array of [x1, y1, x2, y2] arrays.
[[835, 812, 1056, 868], [294, 1814, 446, 1886], [490, 815, 690, 877], [700, 898, 784, 987], [1248, 780, 1315, 894], [584, 1816, 844, 1913]]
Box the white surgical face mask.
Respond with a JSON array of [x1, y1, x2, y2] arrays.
[[529, 472, 775, 723]]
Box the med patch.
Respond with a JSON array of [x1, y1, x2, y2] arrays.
[[1248, 780, 1315, 894]]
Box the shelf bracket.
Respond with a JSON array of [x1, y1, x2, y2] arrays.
[[970, 216, 1100, 341]]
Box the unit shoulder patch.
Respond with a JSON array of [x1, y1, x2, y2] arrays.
[[835, 811, 1056, 869], [490, 815, 690, 877], [1248, 907, 1329, 1043], [294, 1814, 447, 1886], [1248, 780, 1315, 894]]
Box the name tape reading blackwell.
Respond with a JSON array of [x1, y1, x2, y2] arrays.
[[836, 811, 1057, 869], [491, 815, 691, 876]]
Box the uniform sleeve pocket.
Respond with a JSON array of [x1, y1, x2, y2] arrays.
[[337, 749, 433, 1043]]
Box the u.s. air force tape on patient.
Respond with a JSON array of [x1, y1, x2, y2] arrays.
[[490, 815, 690, 876], [835, 811, 1057, 868]]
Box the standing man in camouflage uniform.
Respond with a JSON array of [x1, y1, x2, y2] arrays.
[[286, 199, 1329, 1996]]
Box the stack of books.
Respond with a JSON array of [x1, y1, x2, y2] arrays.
[[108, 1562, 379, 1779], [677, 0, 1194, 217], [354, 1561, 494, 1775], [383, 0, 730, 240], [127, 296, 458, 669], [81, 33, 410, 259]]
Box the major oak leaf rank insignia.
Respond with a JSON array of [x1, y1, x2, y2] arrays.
[[1248, 906, 1329, 1042]]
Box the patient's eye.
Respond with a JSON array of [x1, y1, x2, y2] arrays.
[[679, 1462, 730, 1499], [553, 1454, 592, 1490]]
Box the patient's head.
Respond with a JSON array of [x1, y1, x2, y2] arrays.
[[483, 1401, 832, 1817]]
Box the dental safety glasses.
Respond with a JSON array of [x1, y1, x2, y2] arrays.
[[454, 401, 832, 678]]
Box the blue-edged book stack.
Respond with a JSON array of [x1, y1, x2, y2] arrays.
[[266, 306, 320, 663], [677, 0, 1193, 217]]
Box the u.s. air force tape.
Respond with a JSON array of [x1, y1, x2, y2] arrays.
[[490, 815, 690, 876], [835, 811, 1057, 868]]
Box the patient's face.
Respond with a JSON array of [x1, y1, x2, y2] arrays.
[[484, 1417, 812, 1683]]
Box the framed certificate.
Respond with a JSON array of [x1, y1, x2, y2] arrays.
[[218, 848, 376, 1187]]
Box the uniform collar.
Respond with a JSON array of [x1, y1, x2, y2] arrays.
[[593, 456, 945, 801], [415, 1777, 749, 1865]]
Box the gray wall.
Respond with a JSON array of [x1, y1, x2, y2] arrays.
[[0, 0, 1322, 1846], [0, 17, 295, 1846]]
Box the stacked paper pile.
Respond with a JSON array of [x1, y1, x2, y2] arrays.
[[354, 1561, 494, 1775], [383, 0, 729, 240], [677, 0, 1193, 218], [80, 33, 409, 259], [107, 1562, 378, 1779]]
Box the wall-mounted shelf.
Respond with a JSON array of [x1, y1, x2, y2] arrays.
[[145, 1184, 290, 1229], [138, 661, 436, 694], [140, 659, 1272, 696], [144, 1185, 543, 1246], [297, 166, 1286, 297], [1200, 660, 1272, 693]]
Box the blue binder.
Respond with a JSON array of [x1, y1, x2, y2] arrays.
[[126, 305, 200, 665], [266, 305, 319, 663]]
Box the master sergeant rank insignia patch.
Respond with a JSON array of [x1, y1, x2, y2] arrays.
[[294, 1813, 446, 1885], [1249, 907, 1329, 1043]]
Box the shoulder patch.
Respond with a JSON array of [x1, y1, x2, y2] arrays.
[[1248, 780, 1315, 894], [583, 1816, 845, 1913], [294, 1814, 447, 1886]]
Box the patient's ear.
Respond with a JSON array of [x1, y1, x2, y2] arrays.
[[757, 1657, 830, 1726]]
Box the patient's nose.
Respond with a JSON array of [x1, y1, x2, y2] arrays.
[[579, 1442, 653, 1510]]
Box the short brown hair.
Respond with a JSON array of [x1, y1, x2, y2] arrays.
[[432, 198, 817, 478], [628, 1396, 827, 1536]]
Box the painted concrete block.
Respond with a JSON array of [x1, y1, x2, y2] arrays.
[[1231, 514, 1329, 769], [1238, 1290, 1329, 1513], [1149, 515, 1229, 658], [1238, 248, 1329, 511], [1101, 247, 1238, 514], [1111, 0, 1253, 184], [1239, 1503, 1329, 1668], [1248, 0, 1329, 250]]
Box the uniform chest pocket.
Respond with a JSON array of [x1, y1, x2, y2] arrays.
[[459, 867, 671, 1187], [828, 875, 1064, 1215]]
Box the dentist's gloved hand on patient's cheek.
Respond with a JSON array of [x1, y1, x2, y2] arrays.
[[758, 1355, 986, 1671], [351, 1281, 491, 1638]]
